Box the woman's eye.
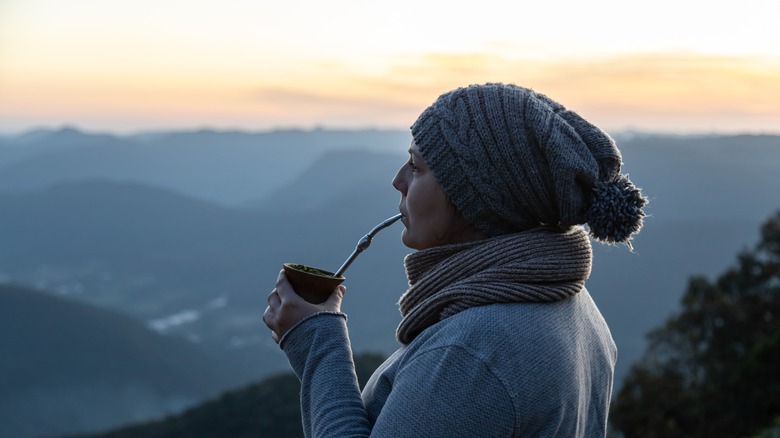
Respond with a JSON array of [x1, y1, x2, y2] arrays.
[[408, 160, 418, 171]]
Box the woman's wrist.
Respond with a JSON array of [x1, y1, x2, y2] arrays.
[[279, 310, 347, 350]]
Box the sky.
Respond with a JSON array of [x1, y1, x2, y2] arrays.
[[1, 0, 779, 134]]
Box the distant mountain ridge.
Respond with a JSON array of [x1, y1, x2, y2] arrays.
[[0, 127, 410, 205], [617, 134, 780, 222], [0, 127, 127, 168], [247, 148, 404, 212]]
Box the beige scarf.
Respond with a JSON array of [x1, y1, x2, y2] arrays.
[[397, 226, 593, 344]]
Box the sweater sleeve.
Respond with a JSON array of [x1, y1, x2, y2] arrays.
[[369, 345, 515, 437], [281, 312, 372, 438], [283, 316, 515, 438]]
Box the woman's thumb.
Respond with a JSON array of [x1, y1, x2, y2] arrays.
[[324, 285, 346, 307]]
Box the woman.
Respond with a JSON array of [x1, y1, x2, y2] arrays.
[[263, 83, 647, 437]]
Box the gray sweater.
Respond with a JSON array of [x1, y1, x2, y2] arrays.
[[280, 288, 616, 437]]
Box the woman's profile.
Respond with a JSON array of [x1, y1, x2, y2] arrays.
[[263, 83, 647, 437]]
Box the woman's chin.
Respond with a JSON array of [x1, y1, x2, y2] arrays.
[[400, 229, 419, 250], [400, 230, 411, 248], [402, 233, 435, 251]]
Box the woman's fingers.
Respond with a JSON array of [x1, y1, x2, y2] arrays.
[[267, 288, 281, 307], [275, 269, 295, 299], [323, 285, 346, 308], [264, 289, 282, 339], [262, 305, 273, 326], [263, 304, 278, 342]]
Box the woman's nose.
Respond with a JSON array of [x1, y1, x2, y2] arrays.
[[392, 165, 407, 194]]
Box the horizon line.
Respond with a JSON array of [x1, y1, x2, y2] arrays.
[[3, 124, 780, 139]]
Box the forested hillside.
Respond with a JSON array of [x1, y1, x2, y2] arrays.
[[611, 211, 780, 437], [73, 354, 386, 438]]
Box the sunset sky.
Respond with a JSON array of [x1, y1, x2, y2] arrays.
[[1, 0, 779, 134]]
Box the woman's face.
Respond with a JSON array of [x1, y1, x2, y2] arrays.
[[392, 141, 484, 250]]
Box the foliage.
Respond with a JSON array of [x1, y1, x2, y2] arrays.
[[611, 211, 780, 437], [76, 353, 386, 438], [752, 416, 780, 438]]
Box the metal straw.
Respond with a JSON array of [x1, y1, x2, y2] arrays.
[[334, 213, 403, 277]]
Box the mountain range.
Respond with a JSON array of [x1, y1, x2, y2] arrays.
[[1, 127, 779, 437], [0, 127, 409, 206]]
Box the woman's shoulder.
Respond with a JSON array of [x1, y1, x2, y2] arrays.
[[400, 302, 545, 365], [423, 291, 604, 342], [403, 290, 614, 375]]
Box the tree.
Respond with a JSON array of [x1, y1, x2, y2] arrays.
[[611, 211, 780, 438]]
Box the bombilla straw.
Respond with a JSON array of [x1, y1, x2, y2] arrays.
[[334, 213, 403, 277]]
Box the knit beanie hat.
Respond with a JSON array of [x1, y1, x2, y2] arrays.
[[411, 83, 647, 245]]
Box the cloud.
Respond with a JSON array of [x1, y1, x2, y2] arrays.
[[248, 86, 422, 127], [252, 88, 382, 108], [365, 52, 780, 132], [519, 53, 780, 131], [245, 51, 780, 132], [6, 46, 779, 133]]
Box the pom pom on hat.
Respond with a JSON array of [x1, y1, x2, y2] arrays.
[[585, 174, 648, 247]]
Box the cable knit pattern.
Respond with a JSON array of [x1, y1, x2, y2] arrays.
[[411, 83, 647, 245], [397, 226, 592, 344]]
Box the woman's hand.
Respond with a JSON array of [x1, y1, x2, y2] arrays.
[[263, 269, 346, 344]]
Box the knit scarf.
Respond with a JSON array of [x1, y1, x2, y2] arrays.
[[396, 226, 593, 344]]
